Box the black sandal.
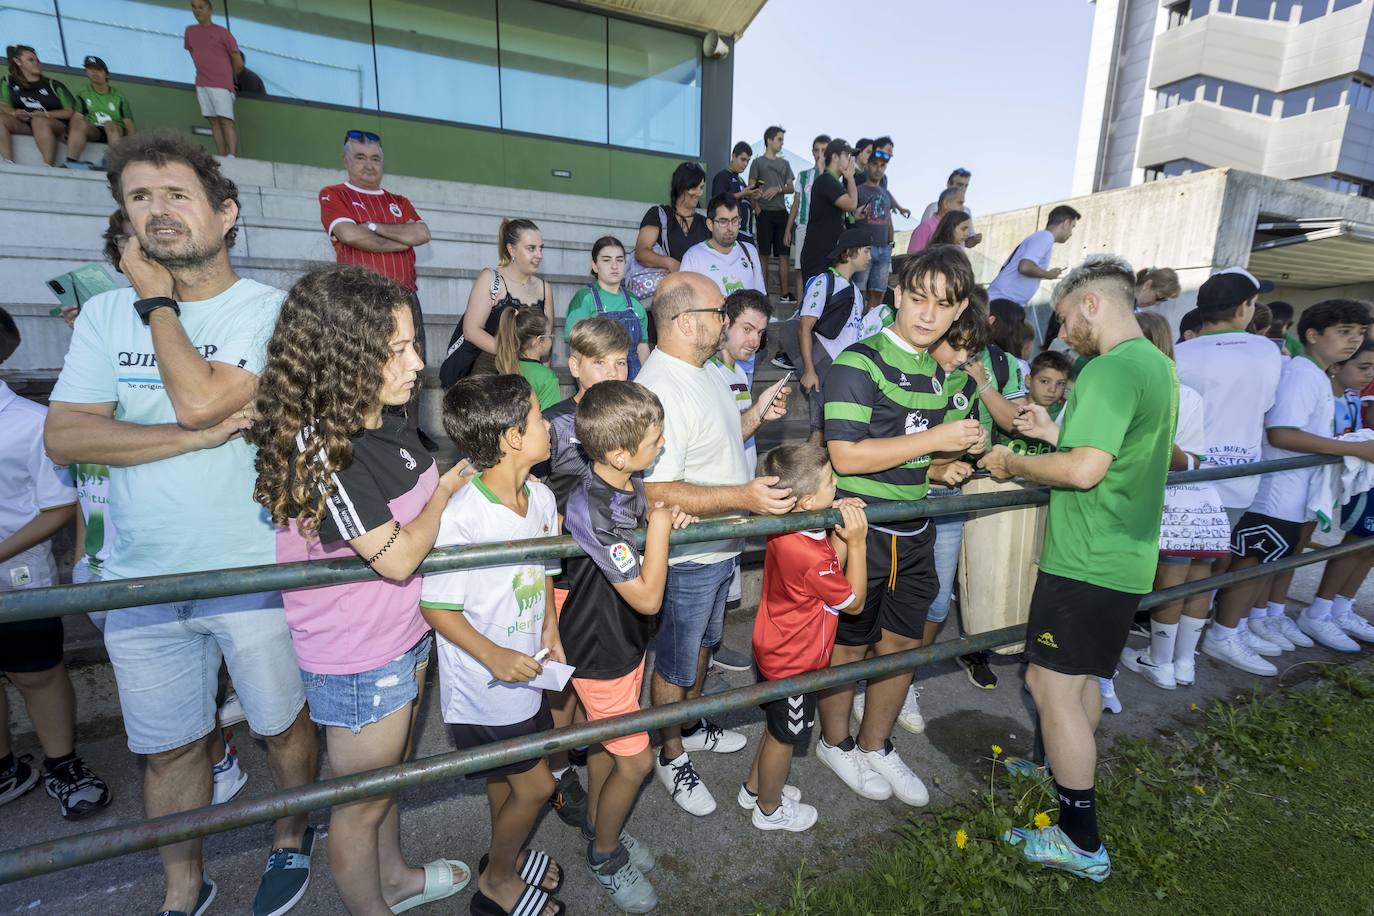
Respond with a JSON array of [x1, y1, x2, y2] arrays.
[[470, 885, 565, 916], [477, 849, 563, 893]]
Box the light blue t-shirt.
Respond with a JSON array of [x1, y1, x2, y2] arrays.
[[51, 279, 284, 580]]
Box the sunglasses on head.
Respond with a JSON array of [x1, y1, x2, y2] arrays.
[[346, 130, 381, 143], [871, 150, 892, 162], [952, 168, 971, 178]]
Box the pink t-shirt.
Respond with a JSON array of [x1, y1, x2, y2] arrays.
[[277, 417, 435, 675], [184, 23, 240, 91], [906, 214, 941, 254]]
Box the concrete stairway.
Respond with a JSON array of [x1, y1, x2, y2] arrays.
[[1, 136, 654, 374]]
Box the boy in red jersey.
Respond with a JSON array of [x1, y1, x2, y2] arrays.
[[741, 443, 869, 832]]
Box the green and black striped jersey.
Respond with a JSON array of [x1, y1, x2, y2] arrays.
[[823, 329, 980, 535]]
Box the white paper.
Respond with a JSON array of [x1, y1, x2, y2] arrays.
[[528, 661, 575, 692]]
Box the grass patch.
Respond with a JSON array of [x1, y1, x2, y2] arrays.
[[766, 665, 1374, 916]]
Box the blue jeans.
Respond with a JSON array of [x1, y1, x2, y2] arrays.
[[927, 494, 967, 625], [654, 559, 735, 687]]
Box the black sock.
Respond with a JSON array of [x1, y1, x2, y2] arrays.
[[834, 736, 856, 752], [681, 719, 704, 737], [44, 751, 76, 773], [0, 753, 13, 775], [1054, 782, 1101, 851], [659, 747, 673, 766]]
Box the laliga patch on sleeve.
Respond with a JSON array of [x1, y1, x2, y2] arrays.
[[608, 542, 636, 574]]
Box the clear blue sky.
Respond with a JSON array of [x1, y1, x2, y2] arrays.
[[731, 0, 1096, 229]]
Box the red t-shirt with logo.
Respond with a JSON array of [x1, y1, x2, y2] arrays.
[[752, 530, 856, 680], [319, 182, 423, 291]]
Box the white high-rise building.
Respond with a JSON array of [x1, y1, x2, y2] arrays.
[[1073, 0, 1374, 197]]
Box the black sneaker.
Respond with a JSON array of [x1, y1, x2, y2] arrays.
[[710, 645, 752, 672], [957, 652, 998, 690], [0, 754, 38, 807], [770, 352, 796, 371], [549, 766, 589, 827], [778, 293, 797, 305], [43, 755, 111, 819]]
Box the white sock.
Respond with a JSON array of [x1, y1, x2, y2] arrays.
[[551, 766, 568, 780], [1249, 607, 1266, 624], [1306, 597, 1333, 620], [1177, 616, 1208, 661], [1332, 595, 1354, 618], [1149, 621, 1179, 666], [1266, 601, 1287, 618], [1210, 620, 1237, 640]]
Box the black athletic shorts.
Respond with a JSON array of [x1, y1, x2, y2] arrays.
[[757, 672, 816, 747], [756, 209, 790, 257], [0, 617, 65, 673], [835, 525, 937, 646], [448, 696, 552, 779], [1230, 512, 1305, 563], [1024, 572, 1140, 679]]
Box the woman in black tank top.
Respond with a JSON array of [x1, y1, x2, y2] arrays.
[[463, 218, 555, 376]]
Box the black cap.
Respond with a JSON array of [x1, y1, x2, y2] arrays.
[[83, 55, 107, 71], [1197, 267, 1274, 314], [828, 227, 872, 261]]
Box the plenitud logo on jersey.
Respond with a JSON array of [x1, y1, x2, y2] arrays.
[[389, 202, 403, 218], [509, 567, 546, 635], [905, 411, 929, 435], [608, 542, 636, 574], [399, 447, 417, 470]]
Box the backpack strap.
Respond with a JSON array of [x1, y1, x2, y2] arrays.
[[988, 345, 1010, 392], [489, 268, 503, 303]]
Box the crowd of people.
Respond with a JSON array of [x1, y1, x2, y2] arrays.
[[2, 106, 1373, 916]]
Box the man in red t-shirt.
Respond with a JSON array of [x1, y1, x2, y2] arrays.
[[742, 443, 869, 832], [183, 0, 243, 156], [319, 131, 433, 440]]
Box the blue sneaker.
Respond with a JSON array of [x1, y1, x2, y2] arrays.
[[1003, 825, 1111, 882], [155, 873, 216, 916], [252, 826, 314, 916]]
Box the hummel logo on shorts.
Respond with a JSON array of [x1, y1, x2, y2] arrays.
[[1036, 631, 1059, 649]]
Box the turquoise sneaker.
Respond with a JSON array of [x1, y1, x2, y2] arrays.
[[1003, 825, 1111, 882]]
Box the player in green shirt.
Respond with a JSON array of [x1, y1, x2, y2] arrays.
[[67, 56, 135, 167], [979, 255, 1176, 883]]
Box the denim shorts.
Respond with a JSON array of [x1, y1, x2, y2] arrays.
[[302, 632, 433, 733], [102, 593, 305, 755], [654, 559, 735, 688], [853, 244, 893, 292]]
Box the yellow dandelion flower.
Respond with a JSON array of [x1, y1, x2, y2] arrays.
[[1193, 784, 1206, 795], [991, 744, 1003, 757], [955, 829, 969, 850], [1189, 703, 1199, 711], [1033, 812, 1052, 829]]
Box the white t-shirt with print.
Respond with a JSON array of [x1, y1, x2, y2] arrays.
[[0, 382, 77, 591], [680, 240, 765, 298], [986, 229, 1054, 306], [799, 270, 865, 360], [421, 477, 559, 727], [1175, 330, 1283, 509], [637, 349, 750, 566], [1249, 356, 1335, 523]]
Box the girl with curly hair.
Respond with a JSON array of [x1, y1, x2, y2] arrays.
[[249, 264, 471, 914]]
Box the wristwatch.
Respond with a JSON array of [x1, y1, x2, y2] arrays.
[[367, 221, 378, 232], [134, 296, 180, 326]]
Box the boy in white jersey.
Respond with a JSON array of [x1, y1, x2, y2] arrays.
[[681, 195, 765, 300], [1205, 299, 1374, 674], [421, 374, 568, 916], [798, 227, 872, 444]]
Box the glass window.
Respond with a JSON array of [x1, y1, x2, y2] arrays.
[[1281, 85, 1313, 116], [1, 1, 64, 68], [56, 0, 194, 83], [608, 18, 699, 155], [1352, 79, 1374, 112], [1299, 0, 1329, 20], [498, 0, 607, 144], [1272, 0, 1297, 17], [1313, 78, 1343, 110], [1203, 80, 1221, 103], [1192, 0, 1211, 16], [224, 0, 376, 108], [373, 0, 500, 128], [1220, 80, 1257, 111], [1234, 0, 1271, 15], [1216, 0, 1234, 11], [1332, 0, 1362, 10], [1256, 89, 1278, 115]]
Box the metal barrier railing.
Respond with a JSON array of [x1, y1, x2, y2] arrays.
[[0, 454, 1362, 885]]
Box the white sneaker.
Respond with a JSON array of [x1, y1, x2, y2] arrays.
[[654, 752, 716, 816], [736, 782, 801, 811], [1298, 613, 1361, 652], [1241, 625, 1283, 657], [1201, 630, 1277, 676], [1119, 647, 1176, 690], [1273, 613, 1314, 648], [816, 739, 891, 800], [588, 844, 657, 914], [751, 794, 818, 832], [1174, 653, 1196, 687], [211, 744, 247, 805], [1098, 677, 1122, 714], [1250, 616, 1294, 652], [681, 720, 747, 754], [860, 741, 929, 807], [218, 692, 247, 728], [1334, 611, 1374, 644], [897, 685, 926, 734]]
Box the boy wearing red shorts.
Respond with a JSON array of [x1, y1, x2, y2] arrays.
[[743, 443, 869, 831], [560, 381, 695, 913]]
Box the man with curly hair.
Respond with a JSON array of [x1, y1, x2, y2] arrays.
[[45, 130, 319, 916]]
